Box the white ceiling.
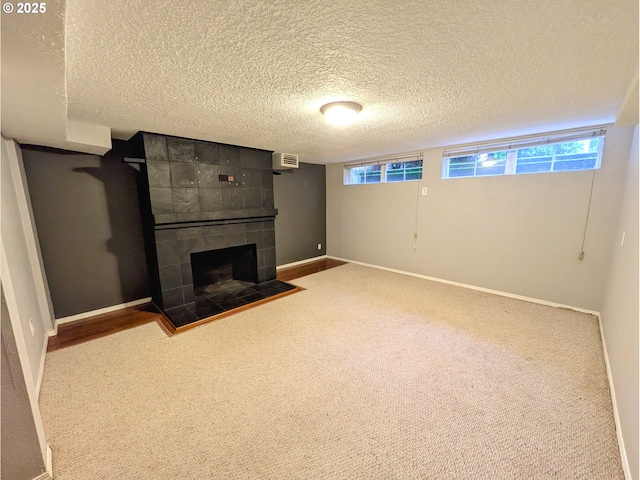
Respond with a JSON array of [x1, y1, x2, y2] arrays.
[[2, 0, 638, 163]]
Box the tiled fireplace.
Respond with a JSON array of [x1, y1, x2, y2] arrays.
[[131, 132, 294, 327]]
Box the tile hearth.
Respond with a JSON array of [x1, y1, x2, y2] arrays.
[[164, 279, 297, 327]]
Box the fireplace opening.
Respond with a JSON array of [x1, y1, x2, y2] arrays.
[[191, 244, 258, 299]]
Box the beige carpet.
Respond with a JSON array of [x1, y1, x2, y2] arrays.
[[39, 263, 623, 479]]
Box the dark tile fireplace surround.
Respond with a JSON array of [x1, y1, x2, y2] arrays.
[[129, 132, 294, 327]]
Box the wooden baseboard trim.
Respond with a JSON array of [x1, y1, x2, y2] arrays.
[[154, 305, 176, 336]]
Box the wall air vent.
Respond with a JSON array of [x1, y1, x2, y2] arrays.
[[272, 152, 299, 170]]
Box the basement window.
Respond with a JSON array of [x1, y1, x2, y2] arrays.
[[344, 153, 423, 185], [441, 127, 606, 179]]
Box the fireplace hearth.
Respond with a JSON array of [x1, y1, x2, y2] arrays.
[[165, 278, 297, 328]]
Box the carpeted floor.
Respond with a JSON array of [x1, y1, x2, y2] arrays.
[[39, 263, 623, 479]]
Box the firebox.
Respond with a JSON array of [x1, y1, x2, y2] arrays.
[[191, 244, 258, 299]]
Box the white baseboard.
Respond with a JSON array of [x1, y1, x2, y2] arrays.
[[277, 255, 328, 270], [597, 314, 631, 480], [47, 443, 53, 479], [326, 256, 599, 315], [35, 332, 48, 398], [53, 298, 152, 330], [32, 444, 53, 479]]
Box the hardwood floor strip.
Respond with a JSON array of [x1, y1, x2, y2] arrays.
[[154, 309, 177, 336], [47, 258, 348, 351], [277, 258, 347, 282], [47, 304, 161, 352]]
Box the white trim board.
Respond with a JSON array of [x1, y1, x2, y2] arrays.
[[35, 332, 48, 398], [277, 255, 328, 270], [32, 444, 53, 480], [597, 314, 631, 480], [52, 297, 152, 331], [46, 444, 53, 480], [326, 256, 599, 315]]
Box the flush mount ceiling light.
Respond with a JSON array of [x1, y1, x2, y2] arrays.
[[320, 101, 362, 127]]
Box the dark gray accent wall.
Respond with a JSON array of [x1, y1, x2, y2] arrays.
[[273, 162, 326, 265], [1, 288, 45, 480], [21, 146, 150, 318]]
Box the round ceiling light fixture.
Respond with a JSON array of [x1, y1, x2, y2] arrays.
[[320, 101, 362, 126]]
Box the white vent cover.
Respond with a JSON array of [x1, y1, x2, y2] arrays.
[[272, 152, 299, 169]]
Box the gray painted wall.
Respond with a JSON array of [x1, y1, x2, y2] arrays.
[[1, 289, 45, 480], [273, 162, 326, 265], [327, 126, 635, 311], [601, 126, 638, 479], [22, 147, 149, 318]]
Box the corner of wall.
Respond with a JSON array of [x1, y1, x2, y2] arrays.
[[3, 137, 55, 331], [596, 313, 633, 479], [599, 125, 639, 480], [1, 136, 51, 462], [30, 445, 53, 480]]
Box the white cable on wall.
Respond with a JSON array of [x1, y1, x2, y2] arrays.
[[578, 169, 597, 262]]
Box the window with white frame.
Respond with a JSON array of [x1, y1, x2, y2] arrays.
[[344, 153, 423, 185], [441, 127, 606, 179]]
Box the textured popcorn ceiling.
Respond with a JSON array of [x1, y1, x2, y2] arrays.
[[37, 1, 640, 162], [1, 0, 67, 143]]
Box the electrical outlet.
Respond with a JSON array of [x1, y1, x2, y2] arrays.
[[29, 319, 35, 336], [317, 243, 322, 250], [421, 187, 428, 196]]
